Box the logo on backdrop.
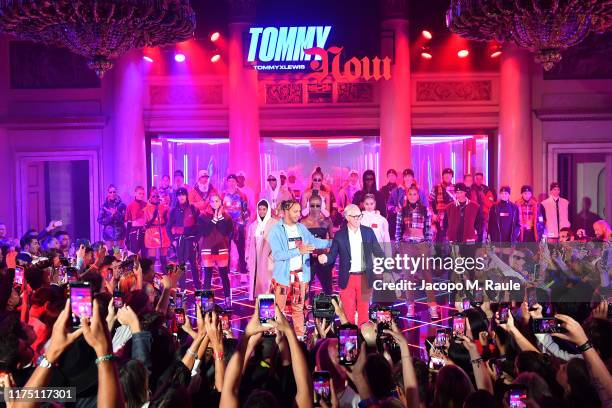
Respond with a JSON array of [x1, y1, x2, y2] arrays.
[[246, 25, 391, 81]]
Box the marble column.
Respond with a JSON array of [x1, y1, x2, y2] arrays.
[[379, 0, 412, 175], [111, 49, 146, 196], [228, 0, 260, 195], [499, 44, 533, 197]]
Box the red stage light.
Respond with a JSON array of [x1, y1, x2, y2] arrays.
[[488, 43, 502, 58], [490, 50, 502, 58], [210, 32, 221, 42], [420, 46, 432, 59], [457, 49, 469, 58], [174, 53, 186, 62], [143, 56, 154, 63], [421, 30, 432, 40], [211, 54, 221, 63]]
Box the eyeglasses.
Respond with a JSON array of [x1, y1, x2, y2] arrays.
[[267, 178, 277, 182], [313, 178, 322, 182], [512, 255, 525, 261], [348, 213, 363, 219], [364, 177, 375, 181], [109, 191, 117, 194], [310, 204, 321, 208]]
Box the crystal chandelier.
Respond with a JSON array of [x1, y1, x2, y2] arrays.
[[446, 0, 612, 70], [0, 0, 196, 77]]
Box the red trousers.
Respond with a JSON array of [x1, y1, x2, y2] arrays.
[[340, 274, 372, 327]]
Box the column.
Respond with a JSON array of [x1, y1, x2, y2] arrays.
[[379, 0, 411, 175], [0, 35, 14, 233], [111, 49, 146, 196], [499, 44, 533, 197], [228, 0, 260, 195]]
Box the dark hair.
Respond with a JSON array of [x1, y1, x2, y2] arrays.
[[464, 308, 489, 341], [362, 169, 377, 192], [474, 172, 484, 177], [463, 390, 495, 408], [173, 170, 184, 177], [25, 266, 45, 290], [403, 168, 414, 177], [513, 372, 551, 403], [20, 235, 37, 249], [140, 258, 154, 275], [514, 351, 563, 396], [280, 199, 299, 211], [434, 365, 475, 408], [0, 331, 19, 372], [257, 199, 269, 209], [80, 270, 103, 294], [134, 186, 145, 192], [243, 389, 280, 408], [566, 358, 600, 407], [364, 353, 395, 399], [560, 227, 574, 236], [120, 360, 149, 408], [150, 384, 191, 408]]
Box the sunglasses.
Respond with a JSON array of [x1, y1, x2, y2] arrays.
[[310, 204, 321, 208], [267, 178, 277, 182], [109, 191, 117, 194], [512, 255, 525, 261], [348, 213, 363, 219], [313, 178, 322, 182], [365, 178, 375, 181]]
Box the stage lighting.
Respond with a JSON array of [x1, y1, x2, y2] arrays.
[[457, 49, 469, 58], [210, 32, 221, 42], [420, 46, 432, 59], [174, 53, 186, 62], [143, 56, 154, 63], [211, 53, 221, 63], [488, 43, 502, 58], [421, 30, 432, 40]]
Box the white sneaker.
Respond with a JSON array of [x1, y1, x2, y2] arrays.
[[406, 302, 416, 318], [429, 304, 439, 320]]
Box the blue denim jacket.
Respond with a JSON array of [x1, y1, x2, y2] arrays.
[[268, 219, 331, 286]]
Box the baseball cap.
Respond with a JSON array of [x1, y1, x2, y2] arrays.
[[521, 185, 533, 193], [197, 170, 209, 179], [500, 185, 511, 194], [454, 182, 468, 192], [443, 168, 454, 176]]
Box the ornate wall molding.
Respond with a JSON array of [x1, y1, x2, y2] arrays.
[[416, 80, 492, 102], [265, 84, 303, 104], [149, 85, 223, 105], [337, 83, 374, 103]]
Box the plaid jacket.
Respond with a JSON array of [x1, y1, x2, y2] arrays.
[[400, 203, 433, 242]]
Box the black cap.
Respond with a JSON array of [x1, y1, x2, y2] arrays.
[[403, 168, 414, 177], [521, 185, 532, 193], [454, 182, 468, 192], [443, 168, 454, 176], [176, 187, 188, 196], [173, 169, 184, 177], [500, 185, 511, 194], [386, 168, 397, 176], [549, 182, 560, 191], [227, 174, 237, 181]]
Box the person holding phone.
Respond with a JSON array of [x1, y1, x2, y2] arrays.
[[199, 193, 233, 306], [268, 199, 330, 338], [167, 187, 200, 290], [318, 204, 386, 327]]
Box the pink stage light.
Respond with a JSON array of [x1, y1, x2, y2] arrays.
[[143, 55, 154, 63], [210, 32, 221, 42], [457, 49, 469, 58], [211, 53, 221, 63], [421, 30, 433, 40], [174, 53, 186, 62], [420, 46, 432, 59]]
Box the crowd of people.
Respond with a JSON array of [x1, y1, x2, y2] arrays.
[[0, 165, 610, 407]]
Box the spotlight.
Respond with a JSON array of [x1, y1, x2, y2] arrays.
[[421, 30, 432, 40], [174, 53, 186, 62], [457, 49, 469, 58], [488, 43, 502, 58], [210, 32, 221, 42], [211, 53, 221, 63], [143, 56, 154, 63], [420, 46, 432, 59]]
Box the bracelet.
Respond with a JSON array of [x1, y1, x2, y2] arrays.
[[95, 354, 115, 364], [214, 350, 224, 361], [186, 349, 198, 358], [471, 357, 483, 364], [577, 340, 593, 353]]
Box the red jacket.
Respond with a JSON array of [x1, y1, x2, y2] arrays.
[[443, 200, 484, 243]]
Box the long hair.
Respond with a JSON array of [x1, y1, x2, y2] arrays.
[[309, 167, 328, 192]]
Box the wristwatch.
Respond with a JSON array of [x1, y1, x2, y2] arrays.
[[577, 340, 593, 353], [37, 354, 56, 369]]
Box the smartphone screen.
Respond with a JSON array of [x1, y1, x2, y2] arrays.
[[376, 309, 392, 329], [338, 325, 359, 365], [258, 296, 275, 325], [113, 290, 124, 309], [532, 318, 562, 334], [220, 313, 230, 332], [509, 385, 528, 408], [194, 290, 203, 308], [70, 283, 93, 328], [498, 305, 510, 323], [452, 315, 466, 337], [526, 287, 537, 307], [174, 293, 184, 309], [462, 299, 471, 311], [429, 356, 445, 370], [434, 329, 447, 348], [202, 290, 215, 313], [14, 267, 24, 286], [313, 371, 331, 406], [175, 308, 186, 325], [67, 267, 78, 283]]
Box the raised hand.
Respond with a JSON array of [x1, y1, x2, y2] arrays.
[[81, 299, 112, 357], [46, 299, 83, 363], [552, 314, 589, 345]]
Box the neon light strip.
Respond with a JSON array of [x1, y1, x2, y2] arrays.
[[271, 138, 363, 145], [165, 138, 229, 145]]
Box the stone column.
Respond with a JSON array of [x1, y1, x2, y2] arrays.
[[228, 0, 260, 195], [111, 49, 146, 196], [499, 44, 533, 197], [379, 0, 411, 175]]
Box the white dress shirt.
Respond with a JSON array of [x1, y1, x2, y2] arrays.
[[348, 226, 364, 272]]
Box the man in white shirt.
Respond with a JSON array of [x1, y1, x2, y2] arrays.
[[540, 182, 570, 243]]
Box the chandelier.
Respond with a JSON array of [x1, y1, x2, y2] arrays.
[[0, 0, 196, 77], [446, 0, 612, 70]]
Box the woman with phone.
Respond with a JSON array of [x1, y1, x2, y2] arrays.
[[199, 193, 233, 306], [301, 194, 334, 304]]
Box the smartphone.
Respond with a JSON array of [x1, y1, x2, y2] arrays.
[[434, 329, 447, 349], [498, 304, 510, 324], [201, 290, 215, 313], [376, 308, 392, 330], [531, 317, 564, 334], [471, 291, 484, 307], [452, 314, 466, 337], [66, 267, 78, 283], [258, 295, 275, 326], [531, 264, 540, 281], [508, 384, 528, 408], [174, 308, 186, 325], [174, 292, 184, 309], [338, 323, 360, 365], [429, 356, 445, 370], [313, 371, 331, 407], [70, 282, 93, 329], [14, 267, 24, 286], [153, 273, 162, 289], [526, 287, 537, 308], [113, 290, 124, 309], [462, 299, 471, 311], [220, 312, 231, 332]]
